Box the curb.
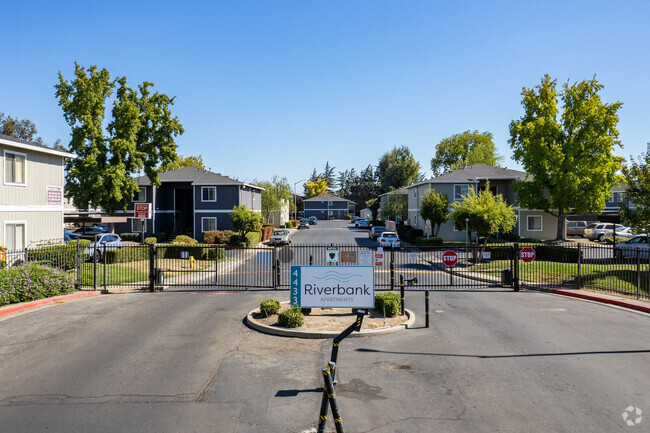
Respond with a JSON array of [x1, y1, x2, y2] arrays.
[[551, 289, 650, 315], [246, 308, 416, 339], [0, 291, 100, 318]]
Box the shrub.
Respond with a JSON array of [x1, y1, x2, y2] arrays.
[[375, 292, 401, 317], [120, 233, 141, 242], [259, 299, 280, 315], [346, 215, 352, 220], [144, 237, 157, 245], [0, 262, 76, 307], [105, 246, 150, 264], [27, 245, 78, 270], [172, 235, 198, 244], [230, 232, 260, 247], [415, 236, 443, 247], [291, 220, 298, 228], [285, 222, 293, 228], [261, 226, 273, 241], [205, 230, 235, 244], [278, 306, 304, 328], [156, 244, 224, 261]]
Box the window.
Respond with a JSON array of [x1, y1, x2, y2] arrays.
[[132, 219, 147, 232], [527, 215, 542, 231], [133, 188, 146, 202], [5, 222, 25, 250], [454, 184, 470, 200], [202, 217, 216, 232], [202, 187, 216, 202], [4, 151, 26, 185]]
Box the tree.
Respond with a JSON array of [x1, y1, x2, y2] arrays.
[[430, 130, 502, 176], [231, 204, 263, 239], [0, 112, 38, 142], [366, 198, 381, 221], [257, 175, 292, 224], [164, 154, 204, 171], [620, 146, 650, 234], [55, 62, 183, 214], [380, 191, 408, 222], [321, 161, 337, 190], [509, 74, 623, 240], [377, 146, 420, 193], [419, 190, 450, 236], [305, 178, 328, 198], [450, 184, 517, 259]]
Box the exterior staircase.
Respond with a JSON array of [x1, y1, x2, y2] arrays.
[[168, 213, 189, 242]]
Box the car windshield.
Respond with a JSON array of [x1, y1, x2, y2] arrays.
[[383, 234, 397, 239], [273, 230, 288, 235]]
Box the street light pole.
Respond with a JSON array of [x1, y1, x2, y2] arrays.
[[465, 218, 470, 244], [293, 179, 306, 221]]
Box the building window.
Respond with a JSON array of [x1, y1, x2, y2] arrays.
[[454, 184, 470, 200], [4, 151, 26, 185], [5, 222, 26, 250], [202, 217, 216, 232], [527, 215, 542, 231], [133, 188, 146, 202], [132, 219, 147, 233], [202, 187, 216, 202]]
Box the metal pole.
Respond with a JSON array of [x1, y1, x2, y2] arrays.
[[323, 365, 345, 433], [310, 254, 313, 266], [514, 242, 520, 292], [637, 247, 641, 299], [390, 258, 394, 292], [76, 238, 81, 289], [149, 244, 155, 292], [425, 290, 430, 328], [576, 243, 582, 288], [317, 363, 333, 433], [276, 258, 281, 287], [399, 274, 405, 316], [93, 242, 97, 292]]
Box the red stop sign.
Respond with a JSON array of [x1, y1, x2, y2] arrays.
[[520, 247, 536, 262], [441, 250, 458, 267]]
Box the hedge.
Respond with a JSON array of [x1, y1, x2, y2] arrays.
[[204, 230, 235, 244], [172, 235, 198, 244], [26, 244, 79, 270], [120, 233, 141, 242], [415, 236, 443, 247], [0, 262, 76, 307], [375, 292, 401, 317], [228, 232, 261, 248], [105, 246, 149, 264], [156, 244, 224, 261]]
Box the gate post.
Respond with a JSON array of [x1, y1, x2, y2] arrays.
[[576, 243, 582, 288], [513, 242, 520, 292], [149, 244, 155, 292], [390, 250, 395, 292]]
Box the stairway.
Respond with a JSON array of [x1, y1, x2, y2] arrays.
[[168, 213, 189, 242]]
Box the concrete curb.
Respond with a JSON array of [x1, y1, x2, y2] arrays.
[[246, 307, 416, 339], [551, 289, 650, 314], [0, 291, 100, 318]]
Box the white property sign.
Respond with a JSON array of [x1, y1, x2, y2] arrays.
[[291, 266, 375, 308]]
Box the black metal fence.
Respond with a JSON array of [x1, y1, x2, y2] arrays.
[[1, 241, 648, 301]]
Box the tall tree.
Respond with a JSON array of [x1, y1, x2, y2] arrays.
[[321, 161, 337, 190], [430, 130, 502, 176], [257, 175, 292, 224], [451, 184, 517, 259], [509, 74, 623, 240], [164, 154, 204, 171], [419, 189, 450, 236], [377, 146, 420, 193], [304, 178, 328, 198], [56, 63, 183, 214], [620, 146, 650, 234], [380, 190, 408, 222], [0, 112, 38, 142], [366, 198, 381, 222]]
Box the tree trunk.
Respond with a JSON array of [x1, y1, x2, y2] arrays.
[[556, 212, 566, 241]]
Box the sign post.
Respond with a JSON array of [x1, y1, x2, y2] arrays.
[[134, 203, 152, 244], [425, 219, 432, 239]]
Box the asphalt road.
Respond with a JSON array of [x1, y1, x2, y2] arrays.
[[0, 221, 648, 432]]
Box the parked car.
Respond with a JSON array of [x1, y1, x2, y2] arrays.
[[298, 219, 310, 229], [584, 223, 627, 242], [566, 220, 588, 236], [369, 226, 387, 240], [308, 216, 317, 225], [74, 226, 107, 237], [356, 219, 370, 229], [614, 234, 649, 259], [85, 233, 123, 262], [377, 231, 400, 248], [355, 219, 368, 228], [351, 216, 361, 223], [269, 229, 291, 245], [63, 229, 78, 243], [614, 226, 635, 237]]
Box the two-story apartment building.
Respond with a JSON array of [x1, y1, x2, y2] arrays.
[[0, 133, 75, 249], [113, 167, 263, 240], [303, 193, 355, 220], [406, 164, 557, 241]]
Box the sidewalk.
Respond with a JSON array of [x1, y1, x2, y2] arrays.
[[0, 291, 100, 318], [538, 287, 650, 314]]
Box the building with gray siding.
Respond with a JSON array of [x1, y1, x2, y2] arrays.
[[303, 193, 354, 220]]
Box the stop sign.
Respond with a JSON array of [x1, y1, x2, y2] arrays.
[[520, 247, 536, 263], [441, 250, 458, 267]]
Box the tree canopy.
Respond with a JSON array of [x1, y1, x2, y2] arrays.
[[164, 154, 204, 171], [430, 130, 502, 176], [377, 146, 420, 193], [231, 204, 263, 238], [620, 147, 650, 234], [55, 63, 183, 214], [257, 175, 292, 224], [380, 190, 408, 222], [509, 74, 623, 239], [305, 178, 328, 198], [419, 189, 450, 236], [0, 112, 38, 142], [337, 164, 380, 212]]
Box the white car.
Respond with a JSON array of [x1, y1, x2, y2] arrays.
[[85, 233, 123, 262], [377, 231, 400, 248], [269, 229, 291, 245], [614, 235, 649, 259]]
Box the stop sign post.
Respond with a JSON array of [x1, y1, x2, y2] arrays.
[[520, 247, 536, 263], [442, 250, 457, 267]]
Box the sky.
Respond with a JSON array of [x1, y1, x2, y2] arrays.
[[2, 0, 650, 192]]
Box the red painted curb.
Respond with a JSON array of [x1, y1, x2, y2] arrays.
[[0, 291, 100, 318], [552, 290, 650, 314]]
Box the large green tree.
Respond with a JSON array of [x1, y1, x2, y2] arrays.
[[377, 146, 420, 193], [304, 178, 328, 198], [509, 74, 623, 240], [451, 185, 517, 259], [337, 165, 381, 212], [231, 204, 263, 239], [55, 63, 184, 214], [164, 154, 204, 171], [620, 147, 650, 234], [380, 190, 408, 222], [257, 175, 292, 224], [0, 112, 38, 142], [419, 189, 450, 236], [430, 130, 502, 176]]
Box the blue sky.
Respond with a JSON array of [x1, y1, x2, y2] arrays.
[[3, 1, 650, 191]]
